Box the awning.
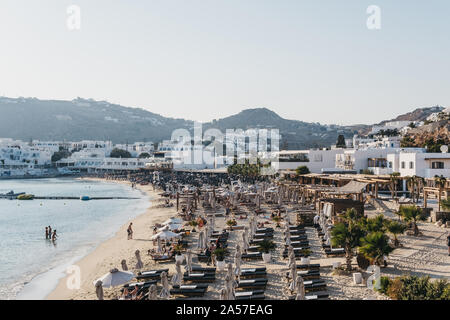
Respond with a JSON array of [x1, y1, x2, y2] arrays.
[[335, 180, 368, 193]]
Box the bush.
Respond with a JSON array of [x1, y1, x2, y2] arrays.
[[377, 276, 392, 295], [384, 276, 450, 300], [110, 148, 132, 158]]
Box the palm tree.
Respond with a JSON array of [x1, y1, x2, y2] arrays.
[[385, 220, 407, 247], [331, 209, 366, 271], [359, 232, 394, 266], [398, 205, 426, 236], [363, 214, 388, 233], [388, 172, 401, 200], [441, 197, 450, 212], [406, 176, 418, 203], [434, 175, 447, 212], [257, 239, 276, 254]]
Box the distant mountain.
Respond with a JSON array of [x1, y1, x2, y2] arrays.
[[0, 97, 193, 144], [379, 106, 444, 124], [0, 97, 442, 150]]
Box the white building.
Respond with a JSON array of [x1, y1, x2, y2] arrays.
[[271, 149, 344, 174], [388, 151, 450, 178]]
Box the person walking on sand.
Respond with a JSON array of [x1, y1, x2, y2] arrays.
[[127, 223, 133, 240]]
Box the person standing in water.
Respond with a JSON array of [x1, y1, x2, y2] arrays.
[[48, 226, 52, 238], [127, 223, 133, 240], [52, 230, 57, 242], [45, 227, 49, 239]]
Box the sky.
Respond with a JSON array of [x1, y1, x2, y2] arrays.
[[0, 0, 449, 125]]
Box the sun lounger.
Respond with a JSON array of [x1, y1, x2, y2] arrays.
[[242, 252, 263, 260], [196, 254, 212, 263], [170, 284, 208, 297], [240, 268, 267, 278], [289, 229, 306, 236], [303, 279, 327, 292], [235, 290, 265, 300], [135, 269, 169, 280], [255, 227, 274, 233], [324, 248, 345, 256], [305, 292, 329, 300], [190, 266, 216, 274], [289, 225, 305, 231], [122, 280, 157, 290], [297, 270, 320, 280], [286, 240, 309, 248], [253, 233, 273, 239], [296, 264, 320, 271], [183, 273, 216, 282], [287, 235, 307, 241], [237, 278, 268, 290], [151, 255, 175, 263]]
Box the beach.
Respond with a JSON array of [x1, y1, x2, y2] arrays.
[[44, 177, 449, 301], [45, 178, 172, 300]]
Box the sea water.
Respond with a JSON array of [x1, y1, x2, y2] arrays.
[[0, 178, 151, 300]]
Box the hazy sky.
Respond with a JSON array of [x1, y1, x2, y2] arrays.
[[0, 0, 449, 124]]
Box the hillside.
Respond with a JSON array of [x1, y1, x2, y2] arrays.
[[0, 97, 443, 150]]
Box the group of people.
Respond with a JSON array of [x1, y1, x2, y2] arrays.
[[45, 226, 57, 241]]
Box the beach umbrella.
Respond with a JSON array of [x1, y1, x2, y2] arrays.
[[198, 231, 205, 250], [93, 268, 134, 288], [225, 275, 236, 300], [151, 229, 181, 241], [242, 228, 249, 252], [203, 227, 209, 249], [148, 284, 158, 300], [159, 223, 183, 231], [234, 252, 241, 277], [135, 250, 144, 270], [159, 271, 170, 299], [157, 237, 162, 253], [220, 288, 228, 301], [295, 276, 305, 300], [227, 263, 233, 279], [171, 261, 183, 287], [163, 217, 183, 225], [289, 261, 297, 292], [95, 280, 104, 300], [185, 251, 192, 274], [121, 259, 128, 271]]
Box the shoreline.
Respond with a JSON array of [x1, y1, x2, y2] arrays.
[[44, 177, 173, 300]]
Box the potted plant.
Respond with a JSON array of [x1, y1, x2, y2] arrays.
[[189, 220, 198, 232], [258, 239, 276, 263], [226, 219, 237, 231], [173, 244, 185, 264], [213, 248, 228, 270], [272, 216, 282, 228], [299, 248, 312, 265]]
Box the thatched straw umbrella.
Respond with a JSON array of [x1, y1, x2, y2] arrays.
[[135, 250, 144, 270], [159, 271, 170, 299], [148, 284, 158, 300], [121, 259, 128, 271], [95, 280, 104, 300]]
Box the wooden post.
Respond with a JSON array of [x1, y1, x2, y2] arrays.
[[176, 192, 179, 211]]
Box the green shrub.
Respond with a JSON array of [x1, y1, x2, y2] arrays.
[[377, 276, 392, 295]]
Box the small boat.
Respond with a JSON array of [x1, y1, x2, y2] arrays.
[[17, 194, 34, 200], [80, 196, 90, 201], [0, 191, 26, 199]]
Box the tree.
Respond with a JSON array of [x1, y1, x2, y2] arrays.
[[385, 220, 407, 247], [110, 148, 132, 158], [359, 232, 394, 266], [336, 135, 347, 148], [331, 209, 366, 271], [295, 166, 310, 176], [51, 149, 71, 162], [138, 152, 151, 158], [398, 205, 426, 236], [434, 175, 447, 212], [441, 197, 450, 211]]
